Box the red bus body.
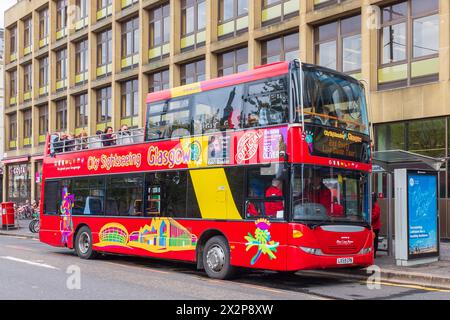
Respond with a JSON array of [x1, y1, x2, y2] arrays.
[[40, 61, 374, 272]]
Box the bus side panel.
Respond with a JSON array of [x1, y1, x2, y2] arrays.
[[66, 218, 289, 271], [40, 215, 67, 248]]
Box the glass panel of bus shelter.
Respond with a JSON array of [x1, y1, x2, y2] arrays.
[[302, 65, 369, 135], [193, 85, 243, 134], [292, 165, 369, 224], [244, 76, 289, 128]]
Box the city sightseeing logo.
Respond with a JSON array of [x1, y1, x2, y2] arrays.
[[147, 141, 202, 169]]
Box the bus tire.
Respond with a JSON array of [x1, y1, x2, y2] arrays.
[[75, 226, 98, 260], [203, 236, 235, 280]]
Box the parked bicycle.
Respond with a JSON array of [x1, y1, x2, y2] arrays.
[[29, 209, 40, 233]]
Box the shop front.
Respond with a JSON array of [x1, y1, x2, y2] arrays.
[[2, 156, 44, 205]]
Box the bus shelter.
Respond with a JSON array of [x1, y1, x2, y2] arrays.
[[372, 150, 445, 257]]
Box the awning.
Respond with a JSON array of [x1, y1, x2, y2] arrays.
[[373, 150, 445, 172], [2, 156, 30, 165]]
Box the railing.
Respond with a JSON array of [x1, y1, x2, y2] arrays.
[[48, 127, 145, 156]]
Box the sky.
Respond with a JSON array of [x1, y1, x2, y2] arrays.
[[0, 0, 17, 28]]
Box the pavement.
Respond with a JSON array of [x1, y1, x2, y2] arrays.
[[2, 220, 450, 292]]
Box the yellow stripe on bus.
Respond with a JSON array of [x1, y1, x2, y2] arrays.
[[189, 169, 242, 220]]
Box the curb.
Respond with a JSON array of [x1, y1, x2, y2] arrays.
[[298, 269, 450, 291]]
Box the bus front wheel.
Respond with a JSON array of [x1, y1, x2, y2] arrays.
[[75, 226, 98, 260], [203, 236, 235, 280]]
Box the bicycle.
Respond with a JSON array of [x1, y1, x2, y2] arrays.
[[29, 209, 40, 233]]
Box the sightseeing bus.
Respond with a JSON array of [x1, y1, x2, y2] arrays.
[[40, 59, 373, 279]]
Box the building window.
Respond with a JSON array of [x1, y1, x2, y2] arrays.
[[75, 93, 89, 129], [315, 15, 362, 77], [24, 64, 32, 100], [56, 0, 68, 37], [121, 18, 139, 69], [218, 47, 248, 77], [23, 17, 32, 54], [8, 114, 17, 150], [56, 100, 67, 131], [23, 109, 32, 147], [180, 59, 206, 85], [261, 0, 299, 26], [121, 79, 139, 128], [378, 0, 439, 89], [39, 56, 49, 95], [75, 39, 88, 83], [97, 29, 112, 76], [56, 49, 68, 90], [97, 86, 112, 130], [9, 26, 17, 60], [149, 3, 170, 61], [9, 70, 17, 104], [149, 69, 170, 93], [261, 32, 299, 65], [97, 0, 113, 20], [181, 0, 206, 51], [218, 0, 248, 38], [314, 0, 346, 10], [39, 7, 49, 47], [76, 0, 88, 20], [38, 105, 48, 144]]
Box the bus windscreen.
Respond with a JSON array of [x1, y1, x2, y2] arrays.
[[302, 66, 369, 135]]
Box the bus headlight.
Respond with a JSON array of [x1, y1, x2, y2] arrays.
[[300, 247, 324, 255], [358, 247, 372, 255]]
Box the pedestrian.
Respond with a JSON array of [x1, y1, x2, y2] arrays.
[[372, 193, 381, 258]]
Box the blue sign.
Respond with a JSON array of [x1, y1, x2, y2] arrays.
[[407, 172, 439, 258]]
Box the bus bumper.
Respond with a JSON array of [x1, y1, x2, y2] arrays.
[[286, 246, 374, 271]]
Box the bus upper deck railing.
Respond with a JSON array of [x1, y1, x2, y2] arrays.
[[48, 128, 145, 156]]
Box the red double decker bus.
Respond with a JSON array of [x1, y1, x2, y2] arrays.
[[40, 60, 373, 279]]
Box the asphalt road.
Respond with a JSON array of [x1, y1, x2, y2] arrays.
[[1, 235, 449, 300]]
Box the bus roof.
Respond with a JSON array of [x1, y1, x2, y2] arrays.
[[146, 61, 290, 104]]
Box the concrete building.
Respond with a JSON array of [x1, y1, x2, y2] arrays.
[[2, 0, 450, 236]]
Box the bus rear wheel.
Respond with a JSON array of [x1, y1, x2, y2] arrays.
[[203, 236, 235, 280], [75, 226, 98, 260]]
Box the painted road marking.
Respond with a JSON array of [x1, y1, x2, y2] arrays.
[[0, 256, 59, 270], [360, 280, 450, 293], [4, 245, 39, 252]]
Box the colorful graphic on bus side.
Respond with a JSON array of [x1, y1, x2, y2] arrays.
[[60, 187, 74, 246], [93, 218, 198, 253], [244, 219, 279, 265]]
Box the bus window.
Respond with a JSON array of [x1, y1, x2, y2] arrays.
[[71, 177, 105, 216], [145, 172, 187, 218], [246, 167, 285, 219], [193, 85, 243, 135], [106, 175, 144, 216], [244, 77, 289, 128], [43, 181, 59, 215]]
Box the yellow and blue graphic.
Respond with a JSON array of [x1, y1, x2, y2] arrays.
[[245, 219, 279, 265], [94, 218, 198, 253], [94, 223, 131, 248], [128, 218, 197, 252]]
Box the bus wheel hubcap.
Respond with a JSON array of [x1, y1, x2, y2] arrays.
[[79, 233, 90, 254], [206, 245, 225, 272]]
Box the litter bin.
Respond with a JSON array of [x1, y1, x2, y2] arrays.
[[1, 202, 15, 229]]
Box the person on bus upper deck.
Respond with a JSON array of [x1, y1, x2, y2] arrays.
[[102, 126, 116, 147], [264, 178, 284, 217], [117, 124, 134, 145], [65, 133, 76, 152]]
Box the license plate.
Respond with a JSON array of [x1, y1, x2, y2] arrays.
[[337, 257, 354, 265]]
